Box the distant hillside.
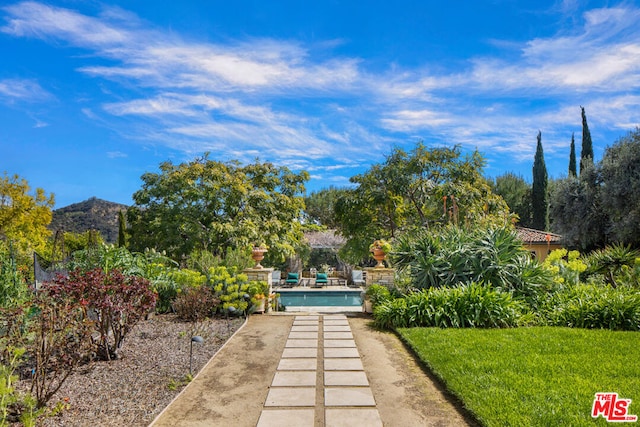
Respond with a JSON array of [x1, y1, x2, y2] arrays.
[[49, 197, 129, 244]]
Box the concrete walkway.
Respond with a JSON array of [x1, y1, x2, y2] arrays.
[[257, 314, 382, 426], [150, 313, 475, 427]]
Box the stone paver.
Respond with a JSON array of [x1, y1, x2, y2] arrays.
[[325, 408, 383, 427], [324, 371, 369, 386], [324, 347, 360, 358], [325, 387, 377, 406], [324, 358, 364, 371], [291, 325, 319, 332], [285, 339, 318, 348], [324, 339, 356, 348], [323, 331, 353, 339], [278, 358, 317, 370], [323, 325, 351, 332], [282, 348, 317, 358], [264, 387, 316, 407], [257, 409, 315, 427], [272, 371, 317, 386], [288, 331, 319, 339], [324, 320, 349, 326]]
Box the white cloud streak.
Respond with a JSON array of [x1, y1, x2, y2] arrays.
[[0, 78, 51, 101]]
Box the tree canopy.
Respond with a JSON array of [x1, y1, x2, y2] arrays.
[[549, 164, 606, 251], [127, 154, 309, 262], [303, 186, 346, 229], [491, 173, 532, 228], [334, 143, 512, 263], [599, 128, 640, 246], [0, 173, 54, 253]]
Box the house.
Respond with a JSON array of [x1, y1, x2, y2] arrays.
[[516, 227, 563, 261]]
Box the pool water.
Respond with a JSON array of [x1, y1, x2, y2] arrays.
[[278, 290, 362, 307]]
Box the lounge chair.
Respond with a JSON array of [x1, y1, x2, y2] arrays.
[[351, 270, 365, 287], [284, 272, 300, 287], [315, 272, 328, 287]]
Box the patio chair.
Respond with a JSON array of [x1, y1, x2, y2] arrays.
[[284, 272, 300, 287], [351, 270, 365, 287], [272, 270, 282, 287], [315, 272, 328, 287]]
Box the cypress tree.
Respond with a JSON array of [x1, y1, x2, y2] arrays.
[[118, 210, 128, 248], [532, 131, 548, 230], [580, 106, 594, 175], [569, 132, 577, 177]]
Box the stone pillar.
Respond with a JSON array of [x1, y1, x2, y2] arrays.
[[243, 268, 273, 313], [363, 267, 394, 287]]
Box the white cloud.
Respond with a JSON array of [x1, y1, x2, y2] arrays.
[[1, 1, 132, 47], [2, 1, 640, 178], [0, 78, 51, 101], [107, 151, 128, 159]]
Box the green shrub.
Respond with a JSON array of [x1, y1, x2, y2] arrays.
[[392, 227, 554, 301], [544, 284, 640, 330], [209, 266, 256, 314], [373, 282, 523, 329], [542, 248, 587, 287], [0, 241, 29, 309], [365, 284, 393, 309]]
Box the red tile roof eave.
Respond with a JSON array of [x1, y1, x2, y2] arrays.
[[515, 227, 563, 245]]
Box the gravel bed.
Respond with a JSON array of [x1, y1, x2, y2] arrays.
[[17, 314, 245, 427]]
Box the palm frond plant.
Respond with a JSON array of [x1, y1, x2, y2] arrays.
[[585, 244, 640, 287]]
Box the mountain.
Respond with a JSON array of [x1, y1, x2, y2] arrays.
[[49, 197, 128, 244]]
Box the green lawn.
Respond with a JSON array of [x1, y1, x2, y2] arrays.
[[397, 327, 640, 426]]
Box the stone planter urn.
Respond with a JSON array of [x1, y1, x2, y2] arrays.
[[369, 239, 391, 268], [251, 247, 267, 269], [371, 248, 386, 268]]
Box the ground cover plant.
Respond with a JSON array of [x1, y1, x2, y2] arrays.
[[373, 283, 524, 329], [398, 327, 640, 426]]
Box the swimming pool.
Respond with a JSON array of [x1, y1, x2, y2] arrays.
[[278, 290, 362, 307]]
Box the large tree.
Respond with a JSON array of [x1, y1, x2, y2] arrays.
[[569, 132, 577, 177], [580, 106, 594, 175], [531, 131, 548, 230], [0, 173, 54, 253], [303, 186, 347, 229], [599, 128, 640, 246], [334, 143, 511, 263], [549, 163, 606, 251], [127, 154, 309, 261], [491, 173, 532, 227]]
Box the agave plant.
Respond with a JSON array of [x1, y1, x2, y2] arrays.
[[392, 226, 549, 292], [585, 244, 640, 287]]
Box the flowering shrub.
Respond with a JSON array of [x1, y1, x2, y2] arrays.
[[46, 268, 156, 360], [543, 249, 587, 287]]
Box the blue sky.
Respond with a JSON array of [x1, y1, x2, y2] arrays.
[[1, 0, 640, 208]]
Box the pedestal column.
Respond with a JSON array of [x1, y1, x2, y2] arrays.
[[243, 268, 273, 313]]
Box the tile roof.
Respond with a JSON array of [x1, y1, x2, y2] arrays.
[[304, 230, 346, 249], [516, 227, 562, 244]]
